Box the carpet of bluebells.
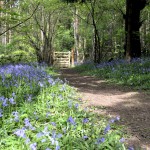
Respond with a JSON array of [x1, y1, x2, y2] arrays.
[[75, 58, 150, 90], [0, 63, 127, 150]]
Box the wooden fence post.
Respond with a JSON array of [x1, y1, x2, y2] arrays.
[[71, 48, 74, 67]]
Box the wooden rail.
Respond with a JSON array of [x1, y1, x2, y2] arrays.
[[53, 51, 71, 68]]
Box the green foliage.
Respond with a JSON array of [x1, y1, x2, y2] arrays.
[[55, 25, 74, 52], [0, 63, 127, 150], [0, 52, 36, 65], [74, 58, 150, 90]]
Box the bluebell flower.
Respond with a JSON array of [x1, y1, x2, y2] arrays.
[[48, 78, 54, 85], [25, 138, 30, 144], [0, 109, 3, 117], [36, 132, 44, 138], [51, 122, 56, 126], [67, 116, 76, 125], [12, 92, 16, 97], [78, 98, 82, 101], [96, 137, 105, 144], [9, 97, 16, 104], [82, 118, 89, 124], [27, 95, 32, 102], [41, 139, 46, 143], [57, 133, 63, 138], [128, 147, 134, 150], [24, 118, 35, 130], [83, 135, 88, 140], [24, 118, 31, 127], [0, 96, 5, 101], [55, 145, 60, 150], [46, 148, 52, 150], [43, 126, 50, 136], [12, 111, 19, 122], [39, 82, 44, 87], [2, 98, 8, 107], [75, 103, 79, 109], [116, 116, 120, 121], [109, 116, 120, 123], [14, 128, 26, 138], [104, 125, 111, 134], [52, 131, 56, 139], [30, 143, 37, 150], [119, 138, 125, 143]]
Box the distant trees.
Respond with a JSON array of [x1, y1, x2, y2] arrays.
[[18, 0, 67, 64], [0, 0, 150, 65], [63, 0, 150, 62]]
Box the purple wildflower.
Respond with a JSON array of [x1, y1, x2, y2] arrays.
[[128, 147, 134, 150], [75, 103, 79, 109], [41, 139, 46, 143], [67, 116, 76, 125], [2, 98, 8, 107], [12, 111, 19, 122], [120, 138, 125, 143], [0, 109, 3, 118], [12, 92, 16, 97], [104, 125, 111, 134], [46, 148, 52, 150], [96, 137, 105, 144], [51, 122, 56, 126], [83, 135, 88, 140], [57, 133, 63, 138], [30, 143, 37, 150], [36, 132, 44, 138], [48, 78, 54, 85], [55, 145, 60, 150], [39, 82, 44, 87], [24, 118, 35, 130], [27, 95, 32, 102], [14, 128, 26, 138], [9, 97, 16, 104], [0, 96, 5, 101], [24, 118, 31, 127], [25, 138, 30, 144], [109, 116, 120, 123], [43, 126, 50, 136], [82, 118, 89, 124]]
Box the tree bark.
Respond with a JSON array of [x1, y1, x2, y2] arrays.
[[125, 0, 148, 61], [73, 7, 79, 63]]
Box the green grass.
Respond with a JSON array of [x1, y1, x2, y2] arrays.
[[0, 63, 128, 150], [74, 58, 150, 90]]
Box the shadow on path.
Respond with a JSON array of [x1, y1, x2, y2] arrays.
[[59, 68, 150, 149]]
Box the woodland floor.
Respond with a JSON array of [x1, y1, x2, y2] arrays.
[[59, 68, 150, 150]]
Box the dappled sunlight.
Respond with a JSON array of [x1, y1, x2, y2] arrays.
[[60, 68, 150, 148]]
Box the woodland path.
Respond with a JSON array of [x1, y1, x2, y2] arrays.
[[59, 68, 150, 149]]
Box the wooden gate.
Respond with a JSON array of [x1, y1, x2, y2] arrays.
[[53, 51, 71, 68]]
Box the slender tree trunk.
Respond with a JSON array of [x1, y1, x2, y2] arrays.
[[73, 7, 79, 63]]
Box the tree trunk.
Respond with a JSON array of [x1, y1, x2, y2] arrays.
[[73, 7, 79, 63], [125, 0, 147, 61]]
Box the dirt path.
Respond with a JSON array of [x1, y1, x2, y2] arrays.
[[59, 68, 150, 149]]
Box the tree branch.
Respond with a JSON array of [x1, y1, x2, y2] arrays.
[[0, 2, 40, 36]]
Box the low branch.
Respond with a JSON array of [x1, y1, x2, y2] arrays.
[[0, 3, 40, 36]]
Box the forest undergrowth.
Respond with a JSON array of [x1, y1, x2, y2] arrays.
[[0, 63, 130, 150], [74, 58, 150, 91]]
